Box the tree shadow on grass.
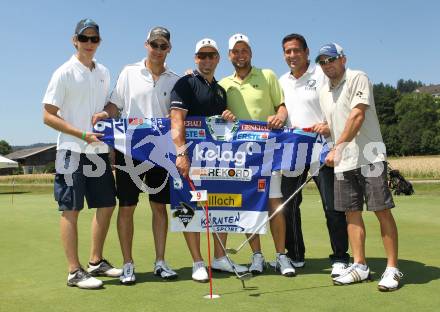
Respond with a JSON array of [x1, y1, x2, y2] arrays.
[[0, 191, 29, 195]]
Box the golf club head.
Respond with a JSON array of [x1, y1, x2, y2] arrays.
[[237, 272, 253, 281], [225, 248, 238, 254]]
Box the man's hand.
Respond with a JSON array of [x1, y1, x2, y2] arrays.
[[176, 155, 190, 178], [325, 146, 342, 167], [221, 110, 236, 122], [267, 114, 285, 129], [311, 122, 331, 137], [82, 131, 104, 144], [92, 111, 109, 125]]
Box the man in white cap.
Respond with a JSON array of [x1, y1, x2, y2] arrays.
[[93, 26, 180, 284], [43, 18, 121, 289], [317, 43, 402, 291], [218, 33, 295, 277], [170, 38, 248, 282]]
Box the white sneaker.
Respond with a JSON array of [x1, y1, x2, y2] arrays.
[[87, 259, 122, 277], [192, 261, 209, 283], [276, 254, 296, 277], [333, 263, 371, 285], [290, 260, 305, 268], [67, 268, 103, 289], [249, 252, 265, 274], [378, 267, 403, 291], [120, 262, 136, 285], [154, 260, 178, 280], [212, 256, 248, 274], [331, 262, 349, 278]]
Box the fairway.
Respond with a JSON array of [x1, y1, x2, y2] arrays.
[[0, 184, 439, 312]]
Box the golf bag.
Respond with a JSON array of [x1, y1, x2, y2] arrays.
[[387, 163, 414, 196]]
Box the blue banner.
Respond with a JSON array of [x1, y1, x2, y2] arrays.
[[94, 117, 327, 233]]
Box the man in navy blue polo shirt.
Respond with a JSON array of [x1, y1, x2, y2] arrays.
[[170, 38, 248, 282]]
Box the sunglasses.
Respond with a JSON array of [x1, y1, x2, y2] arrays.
[[196, 52, 218, 60], [149, 41, 169, 51], [77, 34, 100, 43], [317, 56, 340, 66]]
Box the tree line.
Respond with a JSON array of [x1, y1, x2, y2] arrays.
[[374, 79, 440, 156]]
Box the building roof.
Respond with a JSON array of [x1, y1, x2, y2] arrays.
[[5, 145, 56, 160], [415, 84, 440, 95]]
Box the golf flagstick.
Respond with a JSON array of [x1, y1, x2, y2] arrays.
[[186, 176, 252, 289], [185, 177, 216, 298], [226, 163, 326, 255]]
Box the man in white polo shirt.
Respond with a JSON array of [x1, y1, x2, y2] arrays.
[[278, 34, 349, 278], [317, 43, 402, 291], [43, 19, 121, 289], [93, 26, 179, 284]]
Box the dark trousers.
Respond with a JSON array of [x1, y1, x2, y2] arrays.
[[281, 165, 349, 264]]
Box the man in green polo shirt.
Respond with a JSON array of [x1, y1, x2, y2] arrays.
[[217, 33, 295, 277]]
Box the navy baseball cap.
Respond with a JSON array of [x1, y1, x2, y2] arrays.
[[75, 18, 99, 35], [315, 43, 344, 63]]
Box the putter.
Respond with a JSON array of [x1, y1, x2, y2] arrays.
[[186, 177, 253, 288], [226, 164, 325, 255]]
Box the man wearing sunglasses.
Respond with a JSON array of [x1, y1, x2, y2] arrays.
[[43, 18, 121, 289], [317, 43, 402, 291], [278, 34, 349, 278], [217, 34, 295, 277], [93, 26, 180, 284], [170, 38, 247, 282]]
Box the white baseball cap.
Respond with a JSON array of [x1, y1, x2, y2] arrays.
[[228, 33, 250, 50], [195, 38, 219, 53]]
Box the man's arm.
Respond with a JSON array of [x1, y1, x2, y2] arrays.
[[325, 103, 368, 167], [92, 102, 120, 125], [170, 108, 190, 177], [43, 104, 102, 144], [267, 103, 287, 129]]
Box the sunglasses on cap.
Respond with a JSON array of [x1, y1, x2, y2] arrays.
[[196, 52, 218, 60], [77, 34, 100, 43], [149, 41, 170, 51], [317, 56, 340, 66]]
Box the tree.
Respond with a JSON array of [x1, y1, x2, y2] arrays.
[[395, 93, 440, 155], [0, 140, 12, 155], [396, 79, 424, 94], [373, 83, 401, 155]]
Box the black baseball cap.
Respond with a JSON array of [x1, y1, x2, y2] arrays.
[[75, 18, 100, 35], [147, 26, 170, 43]]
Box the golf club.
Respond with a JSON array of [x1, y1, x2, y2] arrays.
[[226, 163, 325, 255], [186, 177, 253, 288]]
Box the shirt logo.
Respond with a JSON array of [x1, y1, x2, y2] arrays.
[[356, 91, 363, 98], [305, 79, 317, 90]]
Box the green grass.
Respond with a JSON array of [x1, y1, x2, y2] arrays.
[[1, 184, 439, 312]]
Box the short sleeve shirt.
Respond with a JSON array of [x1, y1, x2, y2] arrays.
[[279, 64, 326, 128], [319, 69, 386, 173], [219, 67, 284, 121], [109, 59, 180, 118], [170, 71, 227, 116], [42, 55, 110, 153]]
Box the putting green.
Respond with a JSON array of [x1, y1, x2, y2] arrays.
[[0, 184, 439, 312]]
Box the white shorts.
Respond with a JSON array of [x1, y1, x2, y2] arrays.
[[269, 171, 282, 199]]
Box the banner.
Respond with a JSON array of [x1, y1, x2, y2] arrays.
[[94, 117, 327, 234]]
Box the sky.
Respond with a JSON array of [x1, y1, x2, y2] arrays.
[[0, 0, 438, 146]]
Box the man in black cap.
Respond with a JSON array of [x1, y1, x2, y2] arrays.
[[93, 26, 180, 284], [43, 18, 121, 289]]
